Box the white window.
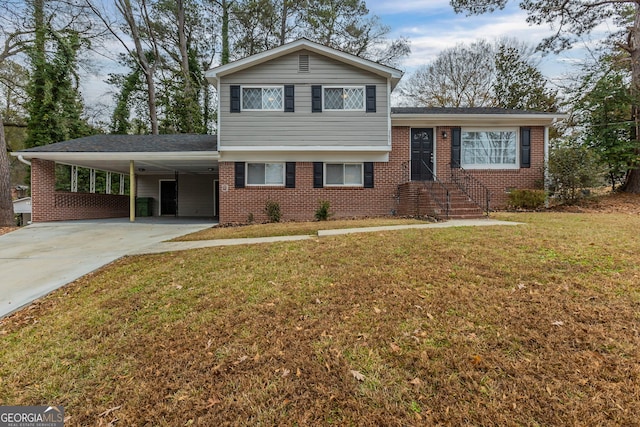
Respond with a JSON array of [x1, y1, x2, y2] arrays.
[[461, 129, 518, 169], [242, 86, 283, 111], [325, 163, 363, 186], [247, 163, 285, 186], [323, 87, 364, 111]]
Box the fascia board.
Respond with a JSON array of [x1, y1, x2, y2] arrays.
[[12, 151, 221, 161], [219, 145, 391, 152], [391, 113, 568, 127]]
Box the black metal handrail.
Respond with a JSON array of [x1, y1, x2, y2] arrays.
[[405, 159, 450, 219], [450, 161, 490, 215]]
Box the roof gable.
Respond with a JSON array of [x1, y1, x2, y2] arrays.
[[206, 38, 403, 89]]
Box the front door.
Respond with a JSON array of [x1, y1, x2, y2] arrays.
[[411, 128, 434, 181], [160, 180, 177, 215]]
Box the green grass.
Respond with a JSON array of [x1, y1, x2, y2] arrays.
[[1, 211, 640, 426], [172, 217, 428, 240]]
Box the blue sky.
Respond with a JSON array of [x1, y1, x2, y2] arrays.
[[366, 0, 610, 79]]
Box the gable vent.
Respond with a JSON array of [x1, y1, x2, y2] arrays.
[[298, 54, 309, 72]]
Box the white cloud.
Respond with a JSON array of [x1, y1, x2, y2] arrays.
[[366, 0, 451, 15]]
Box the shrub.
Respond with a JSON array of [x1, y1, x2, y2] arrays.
[[548, 138, 604, 204], [507, 189, 546, 210], [264, 200, 281, 223], [314, 200, 332, 221]]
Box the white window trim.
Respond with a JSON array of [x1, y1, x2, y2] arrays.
[[246, 162, 286, 186], [241, 85, 284, 112], [324, 163, 364, 187], [460, 127, 519, 170], [322, 86, 366, 111]]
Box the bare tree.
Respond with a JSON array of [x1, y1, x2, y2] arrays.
[[86, 0, 160, 134], [402, 40, 495, 107]]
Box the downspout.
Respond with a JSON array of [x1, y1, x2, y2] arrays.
[[544, 126, 550, 208], [18, 155, 31, 166]]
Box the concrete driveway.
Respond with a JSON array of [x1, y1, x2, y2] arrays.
[[0, 218, 214, 318]]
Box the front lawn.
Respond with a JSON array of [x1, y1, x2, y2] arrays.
[[1, 211, 639, 425], [173, 217, 428, 240]]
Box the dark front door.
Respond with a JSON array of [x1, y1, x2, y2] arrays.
[[411, 128, 434, 181], [160, 180, 177, 215]]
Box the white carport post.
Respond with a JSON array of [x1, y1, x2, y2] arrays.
[[129, 160, 136, 222]]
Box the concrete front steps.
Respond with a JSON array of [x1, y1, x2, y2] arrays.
[[397, 181, 486, 220]]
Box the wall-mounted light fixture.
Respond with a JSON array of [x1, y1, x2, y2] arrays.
[[441, 131, 448, 139]]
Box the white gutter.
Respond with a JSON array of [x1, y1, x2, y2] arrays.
[[12, 151, 220, 162], [219, 145, 391, 152], [391, 113, 567, 127], [17, 155, 31, 166]]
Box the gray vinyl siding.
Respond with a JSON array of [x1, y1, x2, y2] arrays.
[[137, 174, 214, 217], [219, 50, 389, 147]]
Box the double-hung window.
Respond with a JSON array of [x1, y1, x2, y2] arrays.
[[461, 129, 518, 169], [247, 163, 284, 186], [242, 86, 284, 111], [325, 163, 363, 186], [323, 87, 365, 111]]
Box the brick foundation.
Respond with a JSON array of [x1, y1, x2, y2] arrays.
[[31, 159, 129, 222]]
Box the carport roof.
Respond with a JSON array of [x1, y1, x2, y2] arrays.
[[18, 133, 217, 153], [13, 134, 220, 175]]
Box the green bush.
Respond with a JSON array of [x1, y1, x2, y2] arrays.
[[314, 200, 332, 221], [507, 189, 546, 210], [548, 138, 604, 204], [264, 200, 281, 223]]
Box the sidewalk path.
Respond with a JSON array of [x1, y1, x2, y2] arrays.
[[135, 218, 522, 255]]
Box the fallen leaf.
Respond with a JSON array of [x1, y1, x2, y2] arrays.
[[296, 368, 301, 377], [426, 313, 434, 320], [389, 342, 401, 353], [206, 397, 221, 408], [551, 320, 564, 326], [517, 283, 526, 290], [350, 370, 365, 381], [409, 377, 421, 386], [282, 368, 290, 377], [373, 307, 381, 314], [471, 355, 483, 365], [98, 406, 122, 418]]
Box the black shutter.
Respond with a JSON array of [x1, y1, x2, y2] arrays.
[[234, 162, 245, 188], [451, 127, 461, 168], [313, 162, 323, 188], [364, 162, 374, 188], [520, 127, 531, 168], [230, 85, 241, 113], [285, 162, 296, 188], [312, 85, 322, 112], [284, 85, 295, 112], [366, 85, 376, 113]]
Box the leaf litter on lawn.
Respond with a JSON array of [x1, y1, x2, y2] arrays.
[[1, 203, 640, 425]]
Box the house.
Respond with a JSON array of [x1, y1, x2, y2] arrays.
[[13, 39, 564, 224]]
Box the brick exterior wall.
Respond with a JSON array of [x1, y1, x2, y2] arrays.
[[219, 125, 545, 224], [219, 128, 410, 224], [435, 126, 546, 208], [31, 159, 129, 222]]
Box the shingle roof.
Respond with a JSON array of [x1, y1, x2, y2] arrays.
[[19, 134, 217, 153], [391, 107, 557, 115]]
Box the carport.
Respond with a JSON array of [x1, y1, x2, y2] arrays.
[[12, 134, 220, 222]]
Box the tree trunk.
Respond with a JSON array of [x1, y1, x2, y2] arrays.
[[117, 0, 159, 134], [221, 0, 229, 65], [623, 3, 640, 193], [0, 115, 14, 226]]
